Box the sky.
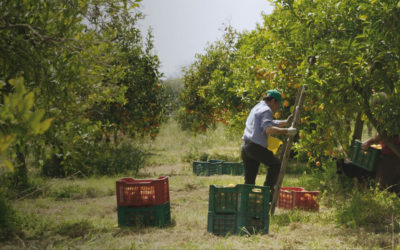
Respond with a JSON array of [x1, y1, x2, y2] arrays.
[[138, 0, 274, 79]]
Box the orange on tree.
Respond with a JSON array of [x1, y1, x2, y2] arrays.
[[283, 100, 290, 107], [325, 149, 333, 156], [315, 161, 321, 167]]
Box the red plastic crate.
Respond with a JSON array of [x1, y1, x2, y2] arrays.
[[116, 176, 169, 207], [278, 187, 319, 211]]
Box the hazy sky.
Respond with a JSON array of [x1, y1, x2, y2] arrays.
[[138, 0, 274, 78]]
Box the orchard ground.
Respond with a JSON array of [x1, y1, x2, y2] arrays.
[[1, 119, 399, 249]]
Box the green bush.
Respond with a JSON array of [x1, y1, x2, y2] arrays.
[[0, 192, 20, 241], [297, 159, 400, 233], [42, 139, 147, 177], [336, 187, 400, 232], [181, 146, 201, 163], [92, 140, 146, 176]]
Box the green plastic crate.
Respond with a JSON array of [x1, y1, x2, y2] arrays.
[[208, 159, 224, 164], [207, 212, 269, 235], [208, 184, 270, 215], [117, 202, 171, 227], [221, 162, 244, 175], [193, 161, 223, 176], [351, 140, 381, 172], [193, 160, 244, 176]]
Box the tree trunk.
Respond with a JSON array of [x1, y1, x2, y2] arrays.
[[15, 145, 28, 189], [351, 112, 364, 146], [114, 130, 119, 145]]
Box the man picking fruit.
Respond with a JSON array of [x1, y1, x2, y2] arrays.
[[241, 89, 297, 198]]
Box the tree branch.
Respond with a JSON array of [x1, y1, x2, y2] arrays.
[[0, 21, 44, 41]]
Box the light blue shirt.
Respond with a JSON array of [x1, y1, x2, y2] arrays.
[[242, 100, 282, 148]]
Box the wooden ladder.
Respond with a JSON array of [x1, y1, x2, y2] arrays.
[[270, 85, 307, 215]]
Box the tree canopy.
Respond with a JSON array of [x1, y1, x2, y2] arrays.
[[0, 0, 167, 182], [178, 0, 400, 163]]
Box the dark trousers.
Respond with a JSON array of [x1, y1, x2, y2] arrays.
[[241, 140, 281, 193]]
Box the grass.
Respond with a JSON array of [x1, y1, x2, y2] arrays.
[[1, 119, 400, 249]]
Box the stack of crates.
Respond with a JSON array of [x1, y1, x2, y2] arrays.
[[220, 162, 244, 175], [116, 176, 171, 227], [350, 140, 381, 172], [207, 184, 270, 235], [193, 160, 244, 176], [278, 187, 320, 211], [193, 160, 223, 176]]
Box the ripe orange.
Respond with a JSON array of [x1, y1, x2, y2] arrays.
[[307, 152, 312, 158], [301, 117, 306, 123], [283, 100, 290, 107], [304, 106, 310, 111], [275, 112, 281, 119], [316, 161, 321, 167]]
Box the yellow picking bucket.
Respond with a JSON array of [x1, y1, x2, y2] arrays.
[[267, 136, 283, 154]]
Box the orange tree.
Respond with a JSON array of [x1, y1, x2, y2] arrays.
[[178, 0, 400, 165], [0, 0, 167, 178], [87, 18, 167, 141], [178, 26, 239, 132]]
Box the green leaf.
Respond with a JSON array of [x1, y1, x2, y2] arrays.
[[24, 92, 35, 110], [0, 134, 16, 154], [28, 109, 45, 134], [37, 118, 54, 134], [0, 160, 14, 172], [359, 15, 367, 21]]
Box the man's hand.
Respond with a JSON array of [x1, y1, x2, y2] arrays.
[[287, 127, 297, 136], [285, 114, 294, 125]]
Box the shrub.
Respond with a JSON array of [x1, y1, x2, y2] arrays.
[[0, 192, 20, 241], [91, 140, 146, 176], [336, 187, 400, 232], [42, 139, 147, 177]]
